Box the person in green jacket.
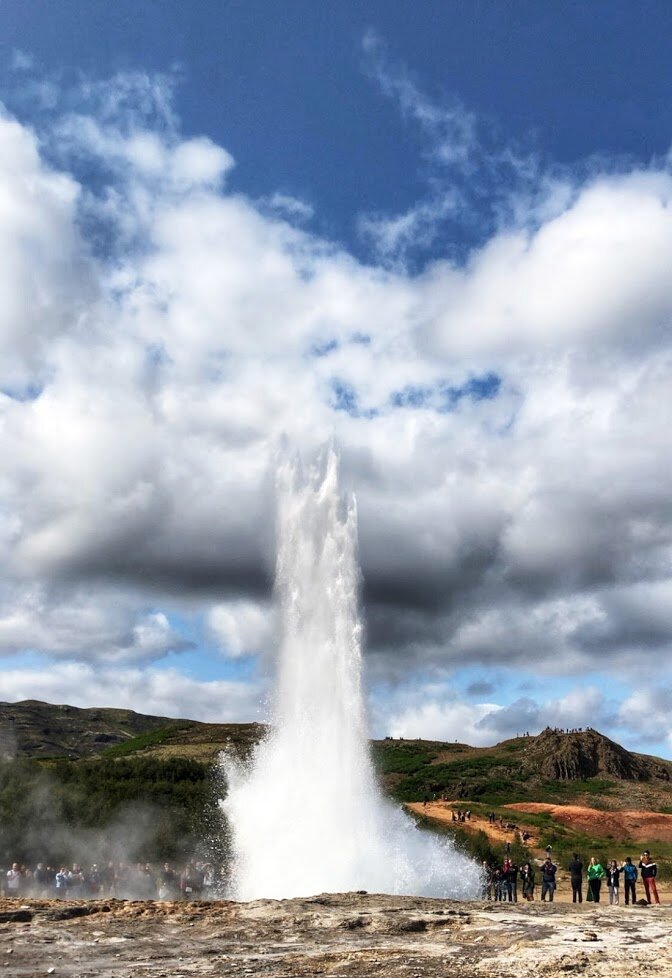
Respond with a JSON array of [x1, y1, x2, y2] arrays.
[[587, 856, 606, 903]]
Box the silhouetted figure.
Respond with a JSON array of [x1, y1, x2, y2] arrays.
[[568, 853, 583, 903]]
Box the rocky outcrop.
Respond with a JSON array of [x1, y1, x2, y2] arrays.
[[522, 727, 656, 782]]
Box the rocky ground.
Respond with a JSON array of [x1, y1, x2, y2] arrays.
[[1, 893, 671, 978]]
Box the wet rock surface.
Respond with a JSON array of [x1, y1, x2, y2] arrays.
[[1, 893, 671, 977]]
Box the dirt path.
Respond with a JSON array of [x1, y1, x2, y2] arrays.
[[407, 800, 539, 850]]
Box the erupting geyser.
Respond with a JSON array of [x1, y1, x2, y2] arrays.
[[220, 450, 479, 900]]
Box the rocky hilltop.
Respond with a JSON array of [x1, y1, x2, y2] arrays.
[[522, 726, 671, 782], [373, 728, 672, 812]]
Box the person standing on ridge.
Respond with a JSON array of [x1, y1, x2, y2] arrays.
[[568, 852, 584, 904], [639, 851, 660, 905]]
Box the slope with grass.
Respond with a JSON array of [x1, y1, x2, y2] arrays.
[[0, 700, 199, 759], [371, 727, 672, 812], [3, 700, 672, 873]]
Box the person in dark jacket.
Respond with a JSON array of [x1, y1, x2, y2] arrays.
[[541, 858, 557, 901], [520, 862, 535, 901], [621, 856, 638, 905], [503, 859, 518, 902], [492, 866, 505, 901], [568, 853, 583, 903], [639, 851, 660, 905], [606, 860, 620, 905]]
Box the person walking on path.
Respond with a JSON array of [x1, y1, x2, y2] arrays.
[[541, 857, 557, 901], [621, 857, 638, 905], [639, 851, 660, 905], [568, 853, 584, 904], [606, 860, 620, 905], [587, 857, 605, 903]]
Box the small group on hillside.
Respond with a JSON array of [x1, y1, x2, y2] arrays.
[[481, 850, 661, 905], [450, 809, 471, 823], [1, 859, 220, 901]]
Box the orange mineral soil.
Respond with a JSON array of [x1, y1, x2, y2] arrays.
[[504, 802, 672, 843]]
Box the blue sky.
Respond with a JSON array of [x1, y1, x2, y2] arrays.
[[1, 2, 672, 757], [4, 1, 672, 252]]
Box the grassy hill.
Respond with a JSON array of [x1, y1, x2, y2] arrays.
[[4, 701, 672, 812], [371, 727, 672, 812], [0, 699, 199, 759], [3, 701, 672, 871], [0, 700, 265, 763]]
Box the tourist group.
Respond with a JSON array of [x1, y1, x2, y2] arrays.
[[481, 851, 661, 905]]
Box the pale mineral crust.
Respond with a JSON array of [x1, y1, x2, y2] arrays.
[[1, 893, 671, 978]]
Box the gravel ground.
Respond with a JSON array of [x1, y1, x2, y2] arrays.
[[1, 893, 671, 978]]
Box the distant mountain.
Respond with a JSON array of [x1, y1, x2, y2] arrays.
[[2, 701, 672, 813], [0, 699, 197, 759], [0, 699, 265, 762]]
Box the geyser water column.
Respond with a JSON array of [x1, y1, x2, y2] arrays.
[[220, 450, 480, 900]]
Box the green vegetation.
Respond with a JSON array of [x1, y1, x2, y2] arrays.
[[0, 755, 226, 867], [3, 708, 672, 879], [372, 741, 526, 803], [412, 814, 532, 870], [370, 741, 438, 775], [103, 724, 193, 757], [371, 736, 669, 810]]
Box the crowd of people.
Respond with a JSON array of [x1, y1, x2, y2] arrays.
[[1, 859, 222, 900], [1, 848, 664, 906], [481, 849, 661, 905]]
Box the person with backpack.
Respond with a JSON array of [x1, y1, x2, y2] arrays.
[[621, 857, 638, 905]]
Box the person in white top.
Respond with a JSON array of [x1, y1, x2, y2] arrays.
[[6, 863, 22, 895]]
